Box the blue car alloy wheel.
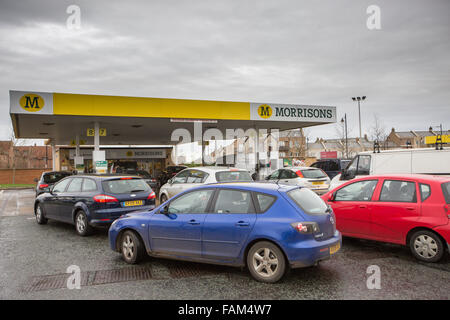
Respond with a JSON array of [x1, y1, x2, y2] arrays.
[[247, 241, 287, 283], [109, 182, 342, 283], [120, 230, 146, 264]]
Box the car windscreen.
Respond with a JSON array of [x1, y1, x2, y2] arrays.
[[102, 178, 151, 194], [442, 182, 450, 204], [215, 171, 253, 182], [287, 188, 328, 215], [43, 172, 71, 184], [300, 169, 327, 179]]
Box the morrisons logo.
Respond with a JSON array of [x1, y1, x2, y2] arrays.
[[19, 94, 45, 112], [274, 106, 333, 119]]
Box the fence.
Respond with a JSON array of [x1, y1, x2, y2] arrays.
[[0, 169, 50, 185]]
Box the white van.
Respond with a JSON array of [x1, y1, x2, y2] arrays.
[[329, 147, 450, 190]]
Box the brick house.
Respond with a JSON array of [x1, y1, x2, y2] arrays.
[[0, 141, 52, 169], [0, 141, 53, 184], [278, 129, 306, 159], [385, 128, 447, 149], [306, 136, 373, 159]]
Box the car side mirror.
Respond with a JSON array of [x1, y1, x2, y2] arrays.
[[341, 169, 352, 180], [161, 205, 169, 214], [328, 192, 336, 202], [34, 178, 39, 183]]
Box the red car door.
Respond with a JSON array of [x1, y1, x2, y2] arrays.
[[327, 179, 379, 237], [369, 179, 421, 244]]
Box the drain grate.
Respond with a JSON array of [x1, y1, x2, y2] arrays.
[[22, 262, 230, 292], [92, 267, 152, 285], [23, 267, 152, 292], [23, 272, 89, 292], [166, 263, 226, 279]]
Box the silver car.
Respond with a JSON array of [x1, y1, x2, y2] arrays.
[[265, 167, 330, 194], [158, 166, 253, 203]]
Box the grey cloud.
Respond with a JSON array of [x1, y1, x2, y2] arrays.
[[0, 0, 448, 143]]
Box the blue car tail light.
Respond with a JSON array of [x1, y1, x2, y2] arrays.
[[290, 222, 320, 234]]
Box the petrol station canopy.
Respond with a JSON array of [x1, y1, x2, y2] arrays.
[[10, 90, 337, 145]]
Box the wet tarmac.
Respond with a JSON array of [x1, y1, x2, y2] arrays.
[[0, 189, 449, 300]]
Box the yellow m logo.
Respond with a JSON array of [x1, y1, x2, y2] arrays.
[[258, 104, 272, 119], [19, 94, 44, 112]]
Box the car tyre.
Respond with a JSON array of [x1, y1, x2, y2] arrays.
[[75, 210, 94, 236], [247, 241, 286, 283], [35, 203, 48, 225], [409, 230, 444, 263], [120, 230, 145, 264]]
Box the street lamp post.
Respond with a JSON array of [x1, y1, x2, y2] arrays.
[[341, 114, 348, 159], [306, 137, 309, 157], [352, 96, 366, 139]]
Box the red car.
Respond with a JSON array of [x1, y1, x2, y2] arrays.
[[322, 174, 450, 262]]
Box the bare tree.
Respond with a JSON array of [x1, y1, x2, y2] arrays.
[[334, 118, 363, 158], [9, 125, 26, 147], [334, 121, 349, 158], [302, 128, 312, 157], [370, 114, 387, 147], [288, 128, 307, 159], [8, 125, 28, 183]]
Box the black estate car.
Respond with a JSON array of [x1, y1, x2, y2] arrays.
[[35, 171, 72, 197], [34, 175, 156, 236], [310, 159, 351, 180]]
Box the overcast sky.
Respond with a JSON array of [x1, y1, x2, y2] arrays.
[[0, 0, 449, 145]]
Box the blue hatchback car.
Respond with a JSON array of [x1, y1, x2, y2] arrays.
[[109, 182, 341, 282]]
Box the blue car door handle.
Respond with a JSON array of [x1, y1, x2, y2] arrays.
[[235, 221, 250, 227], [188, 219, 200, 225]]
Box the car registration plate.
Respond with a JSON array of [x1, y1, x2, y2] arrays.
[[312, 181, 324, 185], [330, 242, 340, 255], [123, 200, 144, 207]]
